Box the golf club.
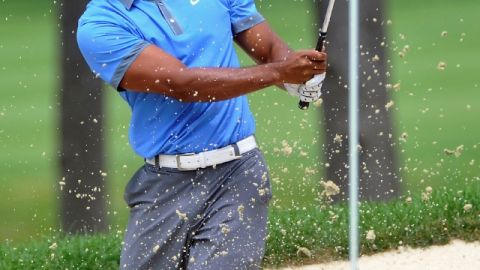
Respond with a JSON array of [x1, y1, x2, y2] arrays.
[[299, 0, 336, 110]]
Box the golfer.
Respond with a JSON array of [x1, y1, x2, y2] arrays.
[[77, 0, 326, 269]]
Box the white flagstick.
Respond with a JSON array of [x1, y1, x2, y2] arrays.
[[349, 0, 360, 269]]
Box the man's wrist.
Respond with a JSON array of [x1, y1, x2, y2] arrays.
[[264, 62, 283, 85]]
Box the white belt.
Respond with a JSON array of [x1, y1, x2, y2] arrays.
[[146, 136, 258, 171]]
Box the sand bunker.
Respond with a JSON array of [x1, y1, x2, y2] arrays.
[[278, 240, 480, 270]]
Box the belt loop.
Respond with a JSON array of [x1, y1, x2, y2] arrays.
[[199, 152, 206, 168], [232, 143, 241, 157], [154, 155, 160, 169]]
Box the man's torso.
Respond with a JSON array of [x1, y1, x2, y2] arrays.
[[79, 0, 262, 157]]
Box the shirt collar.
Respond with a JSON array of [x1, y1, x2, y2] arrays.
[[119, 0, 134, 10]]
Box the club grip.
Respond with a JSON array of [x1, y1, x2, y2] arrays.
[[315, 32, 327, 51], [297, 32, 327, 110]]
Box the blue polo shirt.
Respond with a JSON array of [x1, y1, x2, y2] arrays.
[[77, 0, 265, 158]]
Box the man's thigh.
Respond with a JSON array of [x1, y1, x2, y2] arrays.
[[187, 149, 272, 270], [120, 166, 199, 270], [120, 149, 272, 270]]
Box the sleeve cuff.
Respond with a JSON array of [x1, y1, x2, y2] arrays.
[[232, 13, 265, 35], [111, 41, 151, 90]]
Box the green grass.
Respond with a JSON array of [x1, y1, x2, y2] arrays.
[[389, 0, 480, 191], [0, 0, 479, 243], [0, 0, 59, 242], [1, 185, 479, 269], [0, 233, 122, 270], [266, 185, 480, 266]]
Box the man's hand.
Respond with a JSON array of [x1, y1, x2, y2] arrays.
[[274, 50, 327, 84], [235, 22, 327, 101], [276, 50, 326, 102]]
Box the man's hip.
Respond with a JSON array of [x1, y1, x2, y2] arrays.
[[145, 135, 258, 171]]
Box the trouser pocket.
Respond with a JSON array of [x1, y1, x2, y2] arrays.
[[124, 164, 194, 208]]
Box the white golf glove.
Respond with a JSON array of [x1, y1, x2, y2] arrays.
[[283, 73, 325, 102], [284, 83, 302, 97], [299, 73, 326, 102]]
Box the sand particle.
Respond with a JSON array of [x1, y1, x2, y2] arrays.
[[238, 204, 245, 221], [385, 100, 395, 111], [437, 61, 447, 71], [176, 210, 188, 221], [366, 230, 376, 242], [49, 243, 58, 250], [297, 247, 312, 258]]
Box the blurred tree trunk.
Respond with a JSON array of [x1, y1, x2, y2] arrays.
[[59, 0, 107, 233], [317, 0, 400, 201]]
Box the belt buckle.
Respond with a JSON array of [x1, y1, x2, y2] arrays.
[[176, 153, 196, 171]]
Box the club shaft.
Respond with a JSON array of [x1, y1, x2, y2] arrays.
[[298, 0, 335, 110], [322, 0, 336, 33]]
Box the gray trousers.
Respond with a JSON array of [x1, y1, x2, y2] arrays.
[[120, 148, 272, 270]]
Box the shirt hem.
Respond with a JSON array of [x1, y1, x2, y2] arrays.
[[232, 13, 265, 35], [111, 41, 151, 90]]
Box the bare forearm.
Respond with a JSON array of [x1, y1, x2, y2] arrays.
[[261, 41, 292, 90], [234, 22, 293, 90], [266, 37, 292, 63], [153, 64, 282, 102], [237, 28, 292, 64], [120, 45, 325, 102], [121, 45, 281, 102]]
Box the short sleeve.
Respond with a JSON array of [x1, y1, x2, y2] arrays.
[[77, 19, 150, 89], [229, 0, 265, 35]]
